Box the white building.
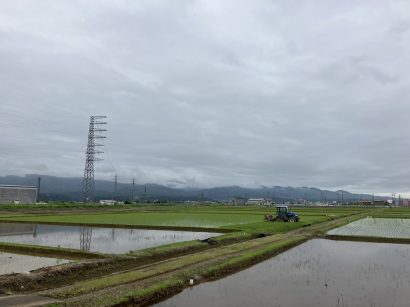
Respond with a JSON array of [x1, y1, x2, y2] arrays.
[[99, 199, 124, 205], [246, 198, 273, 205]]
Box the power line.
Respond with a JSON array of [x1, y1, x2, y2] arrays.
[[101, 137, 117, 175]]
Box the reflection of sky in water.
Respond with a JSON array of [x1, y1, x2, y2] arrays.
[[0, 252, 69, 275], [0, 223, 218, 254], [157, 239, 410, 307]]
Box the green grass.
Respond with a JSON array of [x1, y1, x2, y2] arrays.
[[0, 211, 262, 228], [371, 207, 410, 218], [105, 277, 186, 307], [47, 251, 214, 298], [0, 205, 362, 228]]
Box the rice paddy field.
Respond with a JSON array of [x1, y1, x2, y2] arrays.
[[0, 252, 70, 275], [0, 205, 362, 232], [0, 204, 409, 306], [371, 207, 410, 219], [328, 217, 410, 239]]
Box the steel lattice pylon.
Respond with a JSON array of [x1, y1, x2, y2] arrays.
[[80, 227, 93, 251], [82, 115, 107, 203]]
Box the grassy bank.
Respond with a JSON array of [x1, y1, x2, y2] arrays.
[[0, 242, 106, 260]]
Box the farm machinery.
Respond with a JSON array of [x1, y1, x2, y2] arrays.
[[264, 205, 300, 222]]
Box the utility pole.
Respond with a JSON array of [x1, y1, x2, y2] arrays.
[[372, 193, 375, 205], [36, 176, 41, 203], [113, 174, 118, 201], [143, 184, 147, 202], [82, 115, 107, 203], [341, 191, 344, 204], [131, 178, 135, 202]]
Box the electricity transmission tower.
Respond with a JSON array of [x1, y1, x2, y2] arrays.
[[82, 115, 107, 203], [80, 227, 92, 251]]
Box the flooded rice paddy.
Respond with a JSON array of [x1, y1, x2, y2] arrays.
[[157, 239, 410, 307], [327, 217, 410, 239], [0, 252, 69, 275], [0, 223, 219, 254]]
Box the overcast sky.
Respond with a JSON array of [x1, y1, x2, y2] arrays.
[[1, 1, 410, 195]]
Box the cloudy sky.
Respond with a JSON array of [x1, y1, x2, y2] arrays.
[[1, 0, 410, 195]]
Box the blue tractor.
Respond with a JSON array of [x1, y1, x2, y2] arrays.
[[264, 205, 300, 222]]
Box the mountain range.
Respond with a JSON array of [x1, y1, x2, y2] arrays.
[[0, 174, 384, 203]]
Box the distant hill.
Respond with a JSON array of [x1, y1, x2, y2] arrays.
[[0, 174, 383, 203]]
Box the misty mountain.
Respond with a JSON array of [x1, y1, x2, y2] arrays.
[[0, 174, 383, 203]]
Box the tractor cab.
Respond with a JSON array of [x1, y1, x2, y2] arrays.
[[276, 205, 300, 222], [265, 205, 300, 222]]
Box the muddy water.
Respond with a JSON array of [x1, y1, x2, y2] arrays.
[[157, 239, 410, 307], [0, 223, 218, 254], [0, 252, 69, 275]]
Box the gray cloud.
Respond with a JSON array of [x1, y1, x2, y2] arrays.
[[1, 0, 410, 196]]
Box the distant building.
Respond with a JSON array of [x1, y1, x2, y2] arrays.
[[358, 200, 373, 205], [373, 200, 388, 206], [231, 196, 247, 205], [358, 200, 388, 206], [401, 199, 410, 207], [99, 199, 124, 205], [246, 198, 273, 205], [0, 185, 37, 204], [99, 199, 117, 205]]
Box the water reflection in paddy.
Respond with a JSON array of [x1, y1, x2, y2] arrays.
[[157, 239, 410, 307], [0, 252, 69, 275], [0, 223, 219, 254]]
